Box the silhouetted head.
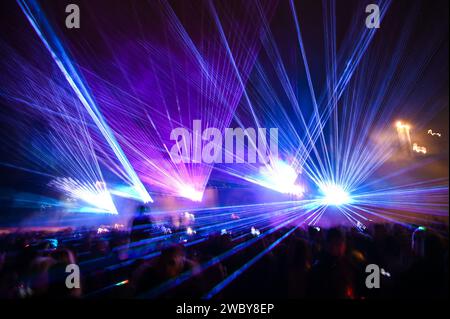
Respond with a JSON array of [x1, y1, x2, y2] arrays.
[[50, 248, 76, 265], [138, 205, 150, 215], [160, 244, 186, 277], [326, 228, 346, 257]]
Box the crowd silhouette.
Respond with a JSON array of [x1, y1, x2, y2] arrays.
[[0, 220, 448, 299]]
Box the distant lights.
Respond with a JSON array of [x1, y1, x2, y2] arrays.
[[251, 226, 261, 236], [396, 121, 411, 131], [412, 143, 427, 154], [356, 221, 367, 232], [428, 129, 441, 137], [161, 226, 172, 234], [186, 226, 196, 236], [97, 227, 109, 234]]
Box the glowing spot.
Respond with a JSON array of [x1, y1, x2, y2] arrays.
[[357, 221, 367, 232], [259, 159, 304, 196], [183, 212, 195, 222], [396, 121, 411, 131], [97, 227, 109, 234], [428, 129, 441, 137], [178, 185, 203, 202], [161, 226, 172, 234], [380, 269, 391, 277], [251, 226, 260, 236], [49, 178, 118, 214], [319, 183, 352, 206], [412, 143, 427, 154], [115, 280, 129, 286], [186, 227, 196, 236]]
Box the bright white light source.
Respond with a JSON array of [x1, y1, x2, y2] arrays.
[[380, 268, 391, 277], [49, 178, 118, 214], [428, 129, 441, 137], [186, 226, 196, 236], [319, 183, 352, 206], [178, 185, 203, 202], [259, 159, 304, 196], [412, 142, 427, 154], [97, 227, 109, 234], [251, 226, 260, 236], [396, 121, 411, 131]]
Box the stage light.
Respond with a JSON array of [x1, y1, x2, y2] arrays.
[[259, 159, 304, 196], [179, 185, 203, 202], [319, 183, 352, 206], [396, 121, 411, 131], [49, 178, 118, 214]]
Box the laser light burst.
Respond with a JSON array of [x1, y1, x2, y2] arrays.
[[178, 185, 204, 202], [258, 159, 304, 196], [319, 183, 352, 206], [49, 178, 118, 214]]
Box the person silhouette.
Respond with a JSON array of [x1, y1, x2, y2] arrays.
[[130, 205, 152, 243]]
